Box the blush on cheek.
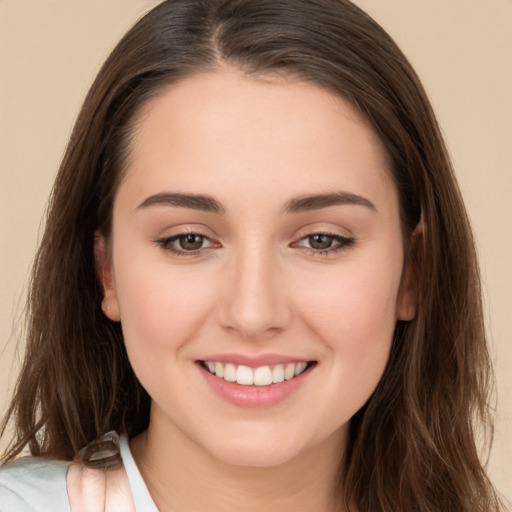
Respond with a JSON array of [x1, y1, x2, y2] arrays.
[[305, 277, 397, 328], [120, 289, 216, 365], [301, 277, 397, 382]]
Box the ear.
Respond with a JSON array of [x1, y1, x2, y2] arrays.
[[94, 231, 121, 321], [396, 222, 424, 321]]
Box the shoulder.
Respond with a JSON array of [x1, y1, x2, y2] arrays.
[[0, 456, 71, 512]]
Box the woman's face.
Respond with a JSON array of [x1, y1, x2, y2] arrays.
[[98, 69, 416, 467]]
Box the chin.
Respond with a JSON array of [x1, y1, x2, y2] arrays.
[[208, 438, 305, 468], [198, 421, 344, 469]]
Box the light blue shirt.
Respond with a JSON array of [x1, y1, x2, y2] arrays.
[[0, 435, 158, 511]]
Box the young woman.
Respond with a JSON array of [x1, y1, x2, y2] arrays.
[[0, 0, 504, 511]]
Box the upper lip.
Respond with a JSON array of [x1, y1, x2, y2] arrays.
[[198, 353, 313, 368]]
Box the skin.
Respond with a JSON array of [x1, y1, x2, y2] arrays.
[[96, 68, 417, 512]]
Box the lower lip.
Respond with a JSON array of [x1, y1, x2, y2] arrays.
[[197, 363, 314, 408]]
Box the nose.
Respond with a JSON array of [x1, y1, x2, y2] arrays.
[[217, 244, 293, 341]]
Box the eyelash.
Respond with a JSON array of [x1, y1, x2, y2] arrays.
[[155, 231, 355, 257], [155, 233, 217, 257], [292, 232, 355, 256]]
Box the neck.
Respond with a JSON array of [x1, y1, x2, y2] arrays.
[[131, 414, 348, 512]]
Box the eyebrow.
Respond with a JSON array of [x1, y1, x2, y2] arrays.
[[137, 191, 376, 215], [137, 193, 226, 214], [282, 192, 377, 214]]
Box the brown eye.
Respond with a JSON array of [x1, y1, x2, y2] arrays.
[[308, 234, 334, 250], [292, 232, 355, 256], [178, 234, 204, 250], [156, 232, 219, 256]]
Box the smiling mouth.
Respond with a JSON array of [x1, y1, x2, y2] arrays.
[[198, 360, 316, 387]]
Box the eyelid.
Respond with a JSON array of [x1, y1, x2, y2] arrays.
[[155, 230, 221, 257], [154, 225, 355, 258], [291, 229, 355, 256]]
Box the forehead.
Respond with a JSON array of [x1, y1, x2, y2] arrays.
[[120, 68, 397, 216]]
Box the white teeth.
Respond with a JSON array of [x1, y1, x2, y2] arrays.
[[295, 362, 308, 376], [272, 364, 285, 383], [236, 365, 254, 385], [253, 366, 272, 386], [214, 362, 224, 378], [224, 363, 236, 382], [204, 361, 310, 386], [284, 363, 295, 381]]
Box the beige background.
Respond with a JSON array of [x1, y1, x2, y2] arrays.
[[1, 0, 510, 502]]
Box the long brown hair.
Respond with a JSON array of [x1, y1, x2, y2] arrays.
[[1, 1, 502, 510]]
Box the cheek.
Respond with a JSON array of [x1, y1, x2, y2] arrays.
[[111, 246, 217, 357], [297, 249, 403, 389], [302, 259, 401, 342]]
